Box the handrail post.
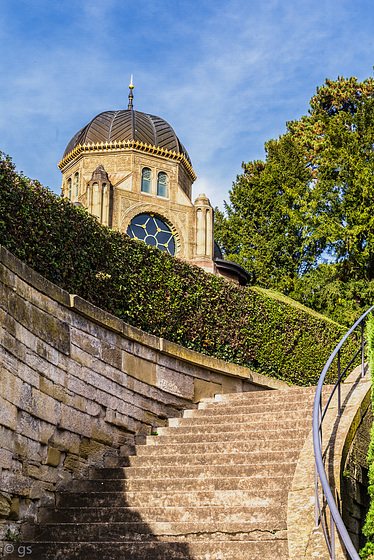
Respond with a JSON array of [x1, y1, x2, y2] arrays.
[[361, 321, 365, 378]]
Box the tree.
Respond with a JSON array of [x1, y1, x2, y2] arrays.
[[215, 76, 374, 324], [215, 134, 323, 293]]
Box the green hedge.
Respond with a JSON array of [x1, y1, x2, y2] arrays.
[[0, 152, 358, 385]]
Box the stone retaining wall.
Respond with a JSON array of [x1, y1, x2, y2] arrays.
[[0, 246, 286, 533]]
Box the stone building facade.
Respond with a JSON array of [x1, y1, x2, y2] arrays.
[[58, 85, 249, 284]]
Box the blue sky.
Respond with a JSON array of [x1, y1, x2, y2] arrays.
[[1, 0, 374, 210]]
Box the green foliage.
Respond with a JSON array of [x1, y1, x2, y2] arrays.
[[5, 529, 20, 542], [360, 314, 374, 558], [215, 135, 321, 293], [0, 152, 358, 386], [215, 75, 374, 326]]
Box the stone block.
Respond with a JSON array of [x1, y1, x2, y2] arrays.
[[219, 374, 243, 394], [157, 353, 177, 370], [24, 352, 57, 383], [53, 384, 71, 405], [39, 421, 55, 445], [37, 465, 61, 484], [13, 433, 42, 462], [0, 494, 11, 518], [117, 335, 133, 353], [70, 344, 95, 369], [17, 411, 40, 442], [2, 310, 16, 337], [17, 362, 40, 389], [48, 430, 80, 455], [0, 345, 19, 377], [46, 447, 61, 467], [71, 327, 101, 358], [8, 291, 70, 355], [39, 376, 54, 398], [155, 365, 194, 399], [63, 453, 87, 474], [2, 330, 26, 363], [94, 389, 119, 410], [67, 374, 96, 400], [42, 362, 66, 386], [23, 463, 41, 480], [85, 400, 102, 417], [60, 405, 92, 438], [87, 321, 121, 347], [133, 342, 158, 363], [193, 378, 222, 402], [1, 368, 23, 407], [29, 480, 55, 500], [57, 351, 69, 372], [91, 419, 114, 445], [105, 409, 130, 430], [78, 439, 106, 459], [24, 388, 61, 426], [1, 471, 30, 497], [0, 449, 13, 469], [36, 338, 59, 366], [83, 368, 117, 395], [9, 497, 19, 520], [0, 395, 17, 430], [102, 341, 122, 369], [123, 352, 157, 386]]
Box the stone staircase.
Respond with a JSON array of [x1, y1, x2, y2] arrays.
[[11, 386, 319, 560]]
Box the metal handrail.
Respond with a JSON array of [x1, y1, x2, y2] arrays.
[[313, 305, 374, 559]]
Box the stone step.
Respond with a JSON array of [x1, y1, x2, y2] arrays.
[[2, 539, 289, 560], [25, 518, 287, 542], [127, 449, 300, 467], [37, 504, 286, 524], [192, 399, 314, 416], [168, 409, 312, 427], [59, 474, 293, 498], [137, 437, 305, 455], [75, 463, 297, 491], [158, 417, 311, 435], [145, 427, 310, 445], [55, 487, 288, 509], [207, 385, 328, 405]]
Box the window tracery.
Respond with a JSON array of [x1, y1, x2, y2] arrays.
[[127, 213, 176, 255]]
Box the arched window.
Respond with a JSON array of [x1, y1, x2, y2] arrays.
[[141, 167, 152, 193], [127, 213, 176, 255], [67, 178, 72, 200], [74, 173, 79, 197], [157, 172, 167, 197]]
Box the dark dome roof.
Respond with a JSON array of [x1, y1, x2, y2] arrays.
[[63, 109, 191, 164]]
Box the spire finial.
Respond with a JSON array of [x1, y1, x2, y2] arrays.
[[128, 74, 134, 110]]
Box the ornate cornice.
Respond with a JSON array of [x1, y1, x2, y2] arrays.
[[58, 140, 197, 181]]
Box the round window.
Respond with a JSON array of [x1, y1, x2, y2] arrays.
[[126, 213, 176, 255]]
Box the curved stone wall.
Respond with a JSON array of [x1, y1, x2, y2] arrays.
[[0, 246, 286, 530]]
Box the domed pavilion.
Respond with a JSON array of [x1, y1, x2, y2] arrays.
[[58, 82, 249, 284]]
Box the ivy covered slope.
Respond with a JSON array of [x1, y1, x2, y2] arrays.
[[0, 152, 356, 386]]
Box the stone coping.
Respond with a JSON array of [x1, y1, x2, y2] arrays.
[[0, 245, 288, 392]]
